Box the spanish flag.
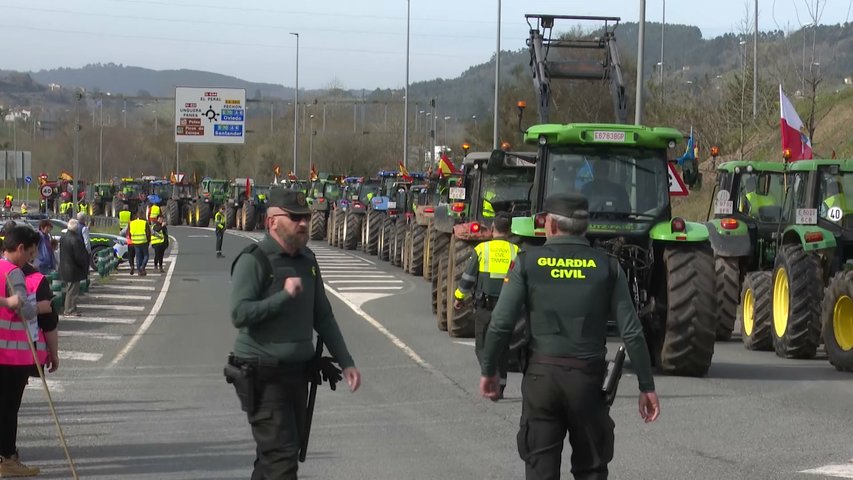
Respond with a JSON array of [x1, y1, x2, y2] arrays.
[[398, 161, 412, 182], [309, 164, 319, 181], [438, 152, 457, 177], [59, 171, 73, 181]]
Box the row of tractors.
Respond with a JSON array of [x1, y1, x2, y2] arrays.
[[318, 124, 852, 378], [82, 175, 275, 230]]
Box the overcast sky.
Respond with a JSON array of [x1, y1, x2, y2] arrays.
[[4, 0, 851, 89]]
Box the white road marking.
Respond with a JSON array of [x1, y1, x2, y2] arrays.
[[26, 379, 63, 393], [60, 316, 136, 324], [108, 238, 179, 367], [112, 277, 155, 283], [802, 460, 853, 478], [58, 331, 122, 340], [60, 351, 103, 362], [322, 274, 396, 279], [324, 285, 455, 387], [335, 286, 404, 291], [97, 285, 156, 291], [187, 235, 210, 238], [327, 279, 404, 284], [453, 340, 476, 347], [77, 304, 145, 311], [88, 293, 153, 300]]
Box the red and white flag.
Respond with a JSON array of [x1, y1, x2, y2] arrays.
[[779, 85, 812, 161]]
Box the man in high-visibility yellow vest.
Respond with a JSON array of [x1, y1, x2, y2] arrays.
[[453, 212, 519, 399], [129, 209, 151, 276], [118, 209, 131, 231], [215, 204, 226, 258], [741, 176, 777, 218], [19, 202, 27, 215], [148, 203, 161, 222], [482, 189, 496, 218]]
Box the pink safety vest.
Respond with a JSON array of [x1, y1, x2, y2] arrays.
[[0, 260, 49, 366]]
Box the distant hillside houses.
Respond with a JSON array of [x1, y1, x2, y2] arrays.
[[2, 109, 31, 122]]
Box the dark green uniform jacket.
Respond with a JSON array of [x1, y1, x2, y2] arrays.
[[482, 235, 655, 392], [230, 235, 355, 369]]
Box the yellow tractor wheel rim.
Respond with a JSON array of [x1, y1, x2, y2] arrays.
[[743, 287, 755, 337], [833, 294, 853, 351], [773, 268, 790, 338]]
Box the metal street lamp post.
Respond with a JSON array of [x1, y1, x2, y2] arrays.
[[290, 32, 299, 176], [309, 114, 315, 169], [493, 0, 501, 150], [443, 116, 451, 150]]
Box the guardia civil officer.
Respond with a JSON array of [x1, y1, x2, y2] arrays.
[[215, 204, 226, 258], [229, 188, 361, 480], [453, 211, 518, 399], [480, 192, 660, 480]]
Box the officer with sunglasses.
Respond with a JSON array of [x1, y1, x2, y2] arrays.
[[229, 188, 361, 479]]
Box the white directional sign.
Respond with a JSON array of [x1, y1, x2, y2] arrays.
[[174, 87, 246, 144]]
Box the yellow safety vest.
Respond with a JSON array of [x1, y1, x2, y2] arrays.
[[20, 205, 27, 214], [129, 219, 148, 245], [215, 211, 225, 230], [118, 210, 131, 230], [455, 239, 519, 300], [744, 192, 776, 216], [148, 204, 161, 220], [482, 191, 496, 218], [59, 202, 70, 214], [150, 225, 165, 245]]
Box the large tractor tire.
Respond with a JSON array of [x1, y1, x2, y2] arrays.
[[714, 256, 740, 341], [409, 224, 426, 276], [771, 243, 822, 359], [431, 233, 449, 317], [430, 231, 450, 284], [310, 211, 326, 240], [236, 208, 244, 230], [343, 213, 361, 250], [334, 212, 346, 248], [225, 205, 237, 229], [366, 212, 382, 255], [660, 245, 717, 377], [197, 202, 212, 227], [167, 199, 180, 226], [360, 214, 369, 253], [243, 203, 257, 231], [739, 271, 773, 351], [446, 237, 475, 338], [423, 225, 435, 281], [92, 201, 103, 216], [392, 222, 406, 267], [379, 217, 393, 261], [435, 256, 448, 331], [327, 210, 336, 245], [822, 270, 853, 372]]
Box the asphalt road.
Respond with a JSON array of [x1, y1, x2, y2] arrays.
[[16, 227, 853, 479]]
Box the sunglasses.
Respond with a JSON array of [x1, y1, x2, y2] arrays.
[[269, 212, 311, 223]]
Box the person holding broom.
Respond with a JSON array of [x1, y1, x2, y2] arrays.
[[0, 225, 60, 477]]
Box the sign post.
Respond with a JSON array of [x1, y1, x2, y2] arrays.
[[24, 175, 31, 204]]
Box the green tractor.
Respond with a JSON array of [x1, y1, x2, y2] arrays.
[[505, 123, 716, 377], [430, 152, 536, 337], [193, 177, 230, 227], [705, 161, 787, 346], [89, 183, 116, 216], [307, 174, 344, 240], [111, 177, 147, 217], [330, 177, 380, 250], [766, 159, 853, 369]]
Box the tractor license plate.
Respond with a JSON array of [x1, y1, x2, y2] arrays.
[[449, 187, 466, 200], [593, 131, 626, 142], [795, 208, 818, 225], [714, 201, 733, 215]]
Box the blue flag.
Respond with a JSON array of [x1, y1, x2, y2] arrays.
[[676, 128, 695, 166]]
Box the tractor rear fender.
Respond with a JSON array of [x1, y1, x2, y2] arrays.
[[649, 220, 710, 243], [705, 220, 752, 257], [781, 225, 837, 253]]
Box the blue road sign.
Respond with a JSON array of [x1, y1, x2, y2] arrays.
[[24, 176, 32, 184]]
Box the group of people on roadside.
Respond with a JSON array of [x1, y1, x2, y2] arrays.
[[120, 207, 169, 276]]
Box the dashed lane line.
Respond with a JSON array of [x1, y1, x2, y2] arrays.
[[58, 331, 122, 340], [60, 351, 103, 362], [59, 316, 136, 324], [802, 460, 853, 478], [77, 304, 146, 312], [88, 293, 153, 300], [97, 285, 156, 291]]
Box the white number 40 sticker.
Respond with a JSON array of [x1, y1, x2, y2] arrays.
[[827, 206, 843, 222]]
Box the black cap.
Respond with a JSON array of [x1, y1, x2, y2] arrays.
[[267, 188, 311, 215], [543, 192, 589, 219]]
